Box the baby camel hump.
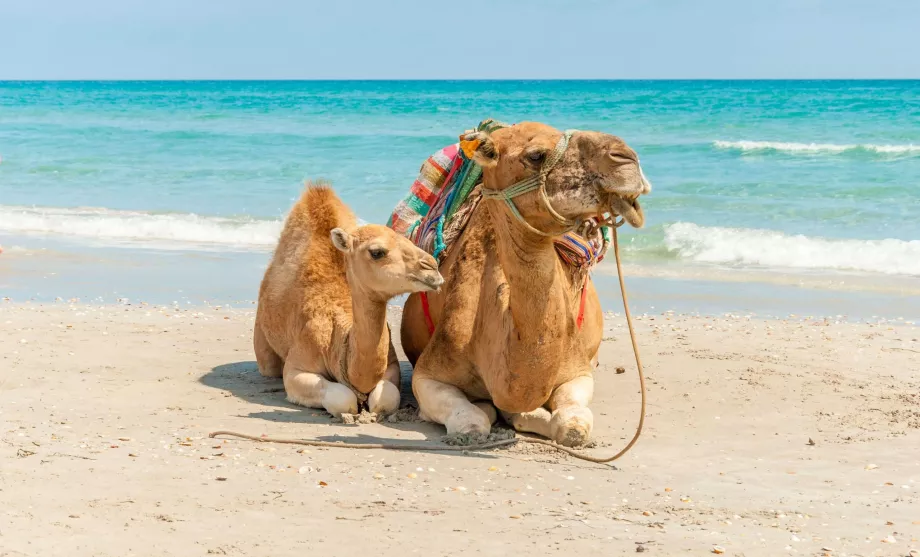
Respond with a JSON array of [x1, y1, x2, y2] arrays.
[[256, 183, 355, 366]]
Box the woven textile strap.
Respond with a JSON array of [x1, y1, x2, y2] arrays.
[[480, 130, 578, 237]]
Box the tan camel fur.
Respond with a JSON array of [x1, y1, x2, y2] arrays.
[[255, 183, 443, 417], [401, 122, 651, 446]]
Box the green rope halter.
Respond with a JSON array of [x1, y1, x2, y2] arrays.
[[480, 130, 579, 237]]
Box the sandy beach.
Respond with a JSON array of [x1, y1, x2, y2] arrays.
[[2, 301, 918, 556]]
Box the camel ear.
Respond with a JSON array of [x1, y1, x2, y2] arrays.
[[330, 228, 353, 253], [460, 131, 499, 168]]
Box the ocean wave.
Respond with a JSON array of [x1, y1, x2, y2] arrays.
[[664, 222, 920, 276], [0, 205, 282, 250], [713, 140, 920, 155]]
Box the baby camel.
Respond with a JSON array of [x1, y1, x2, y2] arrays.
[[254, 183, 443, 417]]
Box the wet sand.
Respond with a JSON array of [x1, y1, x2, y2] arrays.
[[1, 302, 919, 556]]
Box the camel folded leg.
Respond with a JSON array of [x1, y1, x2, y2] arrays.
[[547, 375, 594, 447], [367, 342, 401, 415], [501, 375, 594, 447], [283, 362, 358, 417], [500, 407, 554, 439], [413, 376, 493, 437], [253, 321, 283, 378]]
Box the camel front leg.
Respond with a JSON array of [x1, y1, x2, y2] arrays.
[[413, 376, 492, 437], [283, 359, 358, 417], [547, 375, 594, 447], [367, 342, 401, 415]]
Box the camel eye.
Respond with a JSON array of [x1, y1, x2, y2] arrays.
[[369, 248, 387, 260], [526, 151, 546, 164]]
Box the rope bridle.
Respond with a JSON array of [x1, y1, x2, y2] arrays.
[[479, 130, 580, 237]]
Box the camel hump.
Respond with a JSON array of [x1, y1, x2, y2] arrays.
[[290, 181, 358, 237]]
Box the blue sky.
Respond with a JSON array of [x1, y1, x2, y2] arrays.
[[1, 0, 917, 79]]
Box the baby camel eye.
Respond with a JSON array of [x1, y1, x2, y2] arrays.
[[526, 151, 546, 164], [369, 248, 387, 260]]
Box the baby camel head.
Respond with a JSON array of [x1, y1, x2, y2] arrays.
[[331, 224, 443, 300], [466, 122, 651, 231]]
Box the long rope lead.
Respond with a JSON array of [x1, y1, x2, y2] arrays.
[[210, 226, 646, 466]]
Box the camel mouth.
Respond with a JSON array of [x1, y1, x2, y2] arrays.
[[607, 194, 645, 228], [412, 273, 444, 292]]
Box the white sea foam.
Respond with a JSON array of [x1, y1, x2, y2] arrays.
[[713, 140, 920, 155], [0, 205, 282, 250], [664, 222, 920, 276]]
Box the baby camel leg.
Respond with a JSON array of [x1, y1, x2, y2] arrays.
[[547, 375, 594, 447], [367, 342, 402, 415], [284, 365, 358, 417], [413, 376, 492, 437], [253, 322, 282, 378]]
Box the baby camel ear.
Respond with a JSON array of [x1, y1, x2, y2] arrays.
[[460, 131, 499, 168], [330, 228, 353, 253]]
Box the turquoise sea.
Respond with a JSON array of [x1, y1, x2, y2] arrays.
[[1, 81, 919, 319]]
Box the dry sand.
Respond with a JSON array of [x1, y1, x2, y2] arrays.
[[2, 301, 919, 557]]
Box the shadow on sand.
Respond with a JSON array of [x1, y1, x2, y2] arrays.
[[200, 360, 451, 441]]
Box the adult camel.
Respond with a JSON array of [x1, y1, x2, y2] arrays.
[[400, 122, 650, 446]]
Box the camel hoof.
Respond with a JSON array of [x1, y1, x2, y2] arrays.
[[322, 382, 359, 417], [551, 407, 593, 448], [367, 380, 400, 415], [445, 407, 491, 437]]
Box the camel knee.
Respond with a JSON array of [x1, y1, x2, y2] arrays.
[[550, 406, 593, 447], [284, 372, 358, 417], [367, 379, 400, 415], [322, 382, 359, 417], [413, 375, 490, 436], [445, 406, 491, 437]]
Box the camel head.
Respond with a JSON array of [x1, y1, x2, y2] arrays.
[[331, 225, 444, 299], [465, 122, 651, 231]]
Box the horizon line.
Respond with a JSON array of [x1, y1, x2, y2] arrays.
[[2, 78, 920, 83]]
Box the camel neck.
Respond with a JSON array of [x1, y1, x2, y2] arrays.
[[342, 274, 390, 394], [485, 201, 566, 327]]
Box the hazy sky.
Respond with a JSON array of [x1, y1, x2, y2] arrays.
[[1, 0, 917, 79]]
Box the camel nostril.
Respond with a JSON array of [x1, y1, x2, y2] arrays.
[[609, 152, 635, 164]]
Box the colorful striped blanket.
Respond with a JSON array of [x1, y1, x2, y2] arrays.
[[387, 120, 609, 283]]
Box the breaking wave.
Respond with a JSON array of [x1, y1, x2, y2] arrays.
[[664, 222, 920, 276], [0, 205, 282, 250], [713, 140, 920, 156]]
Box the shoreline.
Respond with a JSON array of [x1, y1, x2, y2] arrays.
[[2, 235, 919, 322]]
